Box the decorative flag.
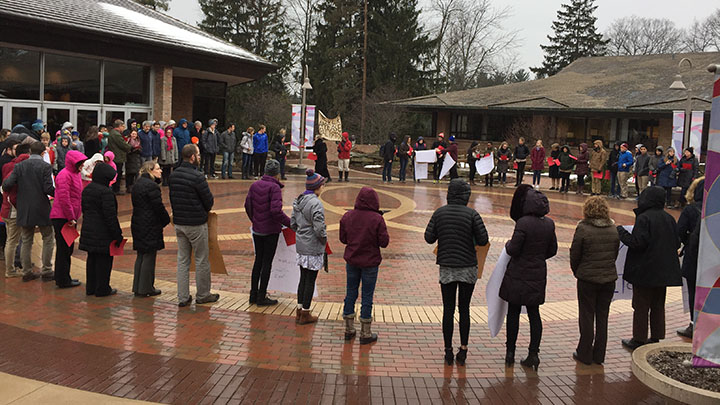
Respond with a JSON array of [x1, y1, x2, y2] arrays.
[[691, 111, 704, 156], [290, 104, 316, 151], [672, 111, 685, 155]]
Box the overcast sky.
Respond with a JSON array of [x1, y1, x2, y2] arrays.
[[167, 0, 718, 71]]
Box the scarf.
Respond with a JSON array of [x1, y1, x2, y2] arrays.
[[164, 128, 174, 151]]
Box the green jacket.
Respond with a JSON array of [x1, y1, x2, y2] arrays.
[[558, 147, 575, 172], [106, 129, 131, 163]]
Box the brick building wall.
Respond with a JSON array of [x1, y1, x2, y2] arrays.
[[172, 77, 194, 121]]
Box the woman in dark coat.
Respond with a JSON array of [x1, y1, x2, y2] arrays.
[[500, 184, 558, 370], [575, 143, 589, 195], [558, 145, 575, 193], [131, 161, 171, 297], [312, 136, 331, 182], [79, 162, 123, 297], [607, 142, 622, 197], [466, 141, 479, 185], [84, 126, 101, 158], [125, 129, 143, 193], [677, 147, 699, 206], [656, 147, 679, 207], [549, 144, 560, 190], [676, 177, 705, 338]]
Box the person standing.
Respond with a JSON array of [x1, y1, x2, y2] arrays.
[[413, 136, 427, 183], [252, 125, 269, 178], [483, 142, 497, 187], [218, 123, 236, 179], [106, 120, 132, 195], [291, 169, 327, 324], [570, 197, 619, 365], [132, 161, 171, 297], [558, 145, 574, 193], [425, 179, 489, 366], [616, 143, 634, 199], [270, 129, 288, 181], [150, 122, 162, 161], [445, 136, 459, 179], [337, 131, 352, 182], [173, 119, 191, 152], [244, 159, 291, 306], [50, 150, 86, 288], [125, 129, 143, 192], [138, 121, 154, 163], [575, 143, 589, 195], [656, 147, 679, 208], [2, 142, 55, 282], [676, 177, 705, 338], [240, 127, 254, 180], [496, 142, 513, 187], [589, 140, 607, 196], [84, 126, 101, 158], [618, 186, 682, 350], [467, 141, 480, 186], [530, 140, 545, 189], [158, 124, 178, 186], [312, 135, 331, 182], [79, 162, 122, 297], [514, 137, 530, 186], [381, 133, 396, 183], [500, 185, 558, 370], [169, 144, 219, 307], [123, 119, 137, 139], [677, 147, 698, 207], [1, 141, 25, 278], [648, 146, 664, 186], [340, 187, 390, 343], [431, 133, 447, 183], [190, 120, 204, 167], [398, 135, 412, 183], [607, 142, 621, 198], [634, 145, 651, 196], [202, 119, 219, 179]]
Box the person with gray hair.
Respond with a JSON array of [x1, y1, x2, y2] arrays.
[[138, 121, 154, 163], [202, 119, 219, 179]]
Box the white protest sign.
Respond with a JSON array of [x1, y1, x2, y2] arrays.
[[475, 153, 495, 176], [415, 150, 437, 163], [486, 247, 511, 337], [439, 155, 455, 179], [252, 229, 318, 297], [414, 162, 428, 180]]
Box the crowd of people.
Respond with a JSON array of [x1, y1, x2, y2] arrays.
[[0, 121, 703, 367]]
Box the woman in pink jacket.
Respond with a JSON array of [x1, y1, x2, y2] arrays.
[[50, 150, 87, 288]]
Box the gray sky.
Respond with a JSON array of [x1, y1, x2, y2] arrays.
[[167, 0, 718, 71]]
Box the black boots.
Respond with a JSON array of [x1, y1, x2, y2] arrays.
[[444, 348, 454, 366], [338, 171, 343, 182], [505, 348, 515, 366], [520, 351, 540, 371], [344, 171, 349, 182], [456, 348, 468, 366]]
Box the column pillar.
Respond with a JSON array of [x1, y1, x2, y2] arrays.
[[153, 65, 173, 122]]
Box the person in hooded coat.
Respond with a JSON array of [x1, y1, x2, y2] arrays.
[[648, 146, 664, 186], [676, 177, 705, 339], [312, 135, 331, 182], [132, 161, 171, 297], [466, 141, 480, 186], [530, 140, 545, 188], [79, 162, 123, 297], [337, 131, 352, 182], [575, 143, 589, 195], [381, 133, 397, 182], [496, 142, 513, 186], [617, 186, 682, 350], [397, 135, 412, 183], [500, 185, 558, 370], [413, 136, 427, 183], [677, 147, 699, 206], [341, 187, 390, 344], [174, 119, 191, 152], [125, 129, 143, 193], [607, 142, 622, 197], [425, 179, 489, 366], [656, 147, 679, 207], [54, 134, 72, 175], [558, 145, 574, 193], [589, 140, 607, 195], [50, 150, 86, 288]]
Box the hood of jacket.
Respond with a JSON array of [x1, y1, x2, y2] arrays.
[[91, 162, 116, 187], [293, 191, 319, 213], [688, 177, 705, 204], [579, 143, 588, 152], [636, 186, 666, 214], [64, 150, 86, 173], [580, 217, 615, 228], [56, 135, 72, 151], [593, 139, 603, 148], [354, 187, 381, 212], [127, 118, 137, 128], [178, 118, 188, 127], [447, 179, 471, 206], [342, 132, 350, 141], [103, 150, 115, 162], [560, 145, 570, 155], [523, 188, 550, 217]]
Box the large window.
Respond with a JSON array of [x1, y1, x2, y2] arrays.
[[193, 80, 226, 128], [0, 47, 40, 100], [104, 62, 150, 105], [44, 53, 101, 103]]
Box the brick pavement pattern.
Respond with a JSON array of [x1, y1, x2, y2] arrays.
[[0, 170, 689, 403]]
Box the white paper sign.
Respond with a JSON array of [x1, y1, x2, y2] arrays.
[[439, 155, 455, 179], [252, 229, 318, 297], [486, 247, 511, 337], [475, 153, 495, 176], [614, 225, 634, 301], [415, 150, 437, 163], [414, 162, 428, 180]]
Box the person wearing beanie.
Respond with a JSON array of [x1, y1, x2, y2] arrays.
[[381, 132, 397, 182], [616, 143, 634, 199], [31, 122, 44, 141], [219, 123, 237, 179], [245, 159, 291, 306], [445, 136, 459, 179], [657, 147, 679, 208], [337, 131, 352, 182], [431, 133, 447, 183], [252, 125, 269, 178], [201, 120, 219, 178], [677, 147, 698, 207], [239, 127, 255, 180], [425, 179, 489, 366], [291, 169, 327, 324], [71, 130, 84, 154], [648, 146, 664, 186], [123, 118, 137, 139]]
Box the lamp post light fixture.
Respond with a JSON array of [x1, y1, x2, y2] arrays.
[[297, 66, 313, 169], [669, 58, 693, 151]]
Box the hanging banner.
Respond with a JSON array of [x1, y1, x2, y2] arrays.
[[672, 111, 685, 155], [692, 71, 720, 368], [317, 111, 343, 142], [290, 104, 316, 151], [691, 111, 704, 156]]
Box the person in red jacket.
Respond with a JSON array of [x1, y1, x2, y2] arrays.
[[337, 131, 352, 182], [340, 187, 389, 345]]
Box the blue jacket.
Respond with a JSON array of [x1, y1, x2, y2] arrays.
[[151, 130, 161, 157], [174, 119, 191, 152], [138, 129, 153, 158], [656, 158, 678, 188], [617, 151, 633, 172], [253, 132, 268, 154]]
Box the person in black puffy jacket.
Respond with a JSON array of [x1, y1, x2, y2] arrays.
[[131, 161, 171, 297], [676, 177, 704, 339], [425, 179, 489, 366], [79, 162, 122, 297]]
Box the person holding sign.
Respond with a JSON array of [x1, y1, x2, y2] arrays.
[[500, 185, 558, 370], [513, 137, 530, 186], [466, 142, 480, 185], [50, 150, 86, 288], [445, 136, 459, 179], [431, 133, 447, 183], [569, 197, 619, 365], [558, 145, 575, 193], [424, 179, 489, 366], [484, 142, 497, 187], [530, 140, 545, 189], [496, 142, 512, 186], [589, 140, 607, 196], [79, 163, 122, 297], [290, 169, 327, 325]]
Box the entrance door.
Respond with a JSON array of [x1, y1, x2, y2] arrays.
[[76, 108, 100, 139], [46, 107, 71, 141], [104, 110, 126, 128]]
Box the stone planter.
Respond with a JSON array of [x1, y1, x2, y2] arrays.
[[632, 342, 720, 405]]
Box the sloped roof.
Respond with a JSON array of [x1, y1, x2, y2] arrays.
[[390, 52, 720, 113]]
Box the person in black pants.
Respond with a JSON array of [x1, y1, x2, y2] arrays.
[[425, 179, 489, 366], [514, 137, 530, 186], [431, 133, 447, 183], [676, 178, 704, 338]]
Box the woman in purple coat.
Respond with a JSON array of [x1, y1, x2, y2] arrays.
[[530, 140, 545, 189]]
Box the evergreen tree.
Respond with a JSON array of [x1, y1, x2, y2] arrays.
[[134, 0, 169, 11], [531, 0, 608, 78]]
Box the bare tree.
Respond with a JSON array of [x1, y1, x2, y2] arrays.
[[605, 16, 684, 55], [683, 10, 720, 52]]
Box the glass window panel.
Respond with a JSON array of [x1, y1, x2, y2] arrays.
[[0, 47, 40, 100], [104, 62, 150, 105], [12, 107, 39, 130], [46, 108, 70, 141], [76, 109, 99, 139], [0, 106, 4, 129], [193, 80, 226, 98], [44, 53, 100, 103], [130, 111, 149, 124], [105, 111, 125, 127]]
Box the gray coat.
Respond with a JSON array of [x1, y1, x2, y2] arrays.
[[201, 128, 219, 154], [219, 130, 237, 153], [2, 155, 55, 227], [290, 192, 327, 256], [158, 134, 178, 166]]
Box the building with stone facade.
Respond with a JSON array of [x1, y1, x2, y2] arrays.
[[0, 0, 275, 137]]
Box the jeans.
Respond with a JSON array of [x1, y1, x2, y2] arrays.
[[382, 160, 393, 181], [250, 233, 279, 299], [506, 303, 542, 353], [86, 252, 114, 296], [51, 219, 75, 286], [515, 161, 526, 185], [242, 153, 253, 178], [175, 223, 211, 302], [533, 170, 541, 185], [399, 158, 408, 181], [297, 267, 319, 310], [133, 250, 157, 295], [441, 281, 475, 348], [679, 186, 689, 205], [343, 265, 378, 320], [576, 280, 614, 364], [610, 171, 619, 196], [20, 225, 54, 275], [221, 151, 234, 178], [632, 286, 666, 342]]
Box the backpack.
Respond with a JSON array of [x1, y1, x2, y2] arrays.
[[379, 144, 385, 157]]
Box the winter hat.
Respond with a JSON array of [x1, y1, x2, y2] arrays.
[[167, 120, 176, 128], [71, 131, 79, 137], [264, 159, 280, 177], [438, 132, 445, 138], [656, 145, 664, 153], [31, 122, 44, 132], [621, 143, 629, 149], [449, 135, 456, 142], [208, 118, 218, 126], [61, 121, 74, 130], [305, 169, 325, 190]]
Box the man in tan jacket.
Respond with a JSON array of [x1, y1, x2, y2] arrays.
[[589, 140, 608, 196]]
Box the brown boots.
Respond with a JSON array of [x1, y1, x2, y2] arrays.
[[297, 309, 318, 325], [359, 318, 378, 345], [344, 314, 356, 340]]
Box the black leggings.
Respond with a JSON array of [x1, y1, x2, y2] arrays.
[[515, 162, 526, 185], [506, 303, 543, 353], [560, 171, 571, 191], [297, 267, 319, 310], [441, 282, 475, 348], [250, 233, 279, 299]]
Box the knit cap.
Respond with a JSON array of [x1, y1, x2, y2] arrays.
[[305, 169, 325, 190], [31, 122, 44, 132], [265, 159, 280, 176]]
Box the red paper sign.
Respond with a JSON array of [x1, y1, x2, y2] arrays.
[[671, 163, 678, 169], [61, 222, 79, 247], [592, 171, 604, 179], [109, 239, 127, 256], [513, 162, 518, 169], [500, 155, 508, 161], [569, 155, 577, 160], [307, 153, 317, 161], [547, 157, 555, 166], [282, 228, 296, 246], [682, 163, 693, 170], [325, 243, 333, 255], [554, 159, 561, 165]]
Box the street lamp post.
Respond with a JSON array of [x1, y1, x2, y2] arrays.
[[297, 65, 313, 169], [669, 58, 693, 151]]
